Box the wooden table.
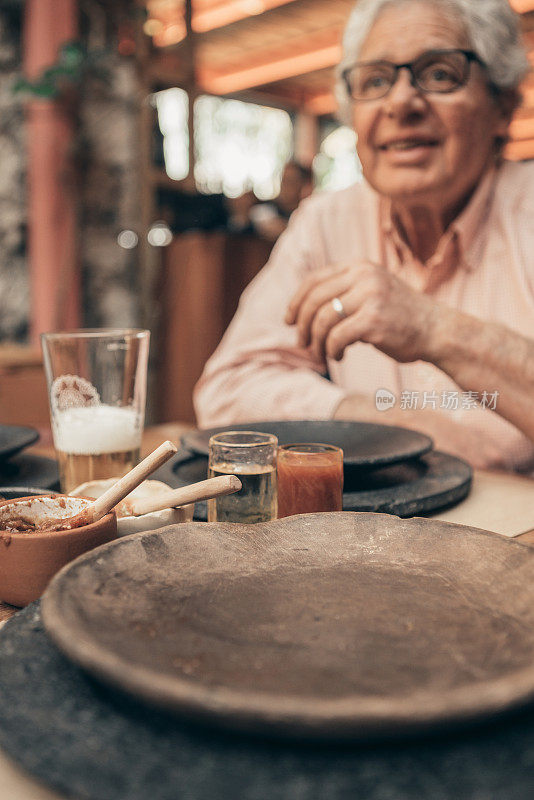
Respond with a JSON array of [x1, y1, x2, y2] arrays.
[[1, 428, 534, 798]]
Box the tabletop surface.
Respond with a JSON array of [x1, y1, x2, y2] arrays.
[[2, 424, 534, 798]]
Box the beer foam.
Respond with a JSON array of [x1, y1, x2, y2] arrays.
[[53, 405, 141, 455]]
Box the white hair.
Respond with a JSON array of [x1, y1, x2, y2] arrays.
[[336, 0, 531, 124]]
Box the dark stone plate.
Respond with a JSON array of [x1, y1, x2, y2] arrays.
[[0, 453, 59, 491], [153, 449, 472, 519], [0, 423, 39, 460], [0, 487, 58, 501], [42, 513, 534, 740], [182, 420, 433, 468], [5, 604, 534, 800]]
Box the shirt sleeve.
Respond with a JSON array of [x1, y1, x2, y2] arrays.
[[193, 197, 347, 426]]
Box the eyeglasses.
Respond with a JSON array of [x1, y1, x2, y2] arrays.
[[342, 49, 485, 102]]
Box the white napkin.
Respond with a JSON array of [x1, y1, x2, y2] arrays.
[[69, 478, 194, 536]]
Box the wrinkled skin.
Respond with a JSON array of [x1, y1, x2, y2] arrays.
[[286, 262, 435, 364]]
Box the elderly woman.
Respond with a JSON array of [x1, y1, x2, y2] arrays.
[[194, 0, 533, 471]]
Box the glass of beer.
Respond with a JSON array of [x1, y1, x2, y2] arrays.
[[207, 431, 278, 523], [41, 329, 150, 493], [277, 443, 343, 518]]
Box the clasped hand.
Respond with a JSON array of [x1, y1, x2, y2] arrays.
[[285, 262, 437, 364]]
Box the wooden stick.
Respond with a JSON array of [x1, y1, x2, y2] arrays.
[[60, 441, 178, 529], [85, 440, 178, 524], [127, 474, 242, 517]]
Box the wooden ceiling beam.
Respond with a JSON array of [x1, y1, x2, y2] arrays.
[[520, 10, 534, 30], [193, 0, 300, 33], [198, 46, 341, 93], [510, 0, 534, 13], [509, 116, 534, 140], [197, 26, 343, 93], [303, 91, 337, 115], [505, 138, 534, 159]]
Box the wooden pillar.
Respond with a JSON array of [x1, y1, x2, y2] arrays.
[[184, 0, 197, 190], [24, 0, 80, 344], [294, 111, 319, 166]]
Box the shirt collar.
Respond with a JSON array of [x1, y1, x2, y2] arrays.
[[379, 165, 497, 273]]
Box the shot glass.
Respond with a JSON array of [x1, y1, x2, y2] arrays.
[[277, 443, 343, 518], [207, 431, 278, 523], [41, 329, 150, 493]]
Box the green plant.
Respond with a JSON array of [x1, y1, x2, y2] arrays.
[[13, 41, 109, 99]]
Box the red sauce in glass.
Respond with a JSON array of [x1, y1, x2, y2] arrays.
[[277, 449, 343, 518]]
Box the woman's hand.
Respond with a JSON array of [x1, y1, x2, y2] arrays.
[[285, 262, 439, 363]]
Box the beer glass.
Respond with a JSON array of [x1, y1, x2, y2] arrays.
[[207, 431, 278, 523], [277, 443, 343, 518], [41, 329, 150, 493]]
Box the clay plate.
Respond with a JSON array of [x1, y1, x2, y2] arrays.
[[182, 420, 433, 468], [42, 513, 534, 739]]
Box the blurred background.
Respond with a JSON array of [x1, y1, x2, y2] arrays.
[[0, 0, 533, 427]]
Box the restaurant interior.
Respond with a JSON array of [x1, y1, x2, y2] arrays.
[[3, 1, 534, 798], [1, 0, 533, 428]]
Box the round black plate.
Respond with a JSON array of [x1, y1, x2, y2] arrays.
[[0, 453, 59, 491], [0, 487, 59, 501], [0, 423, 39, 460], [4, 604, 534, 800], [153, 449, 472, 519], [182, 421, 433, 469]]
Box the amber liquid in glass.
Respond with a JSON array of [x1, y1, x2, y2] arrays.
[[207, 462, 277, 523], [57, 447, 140, 494]]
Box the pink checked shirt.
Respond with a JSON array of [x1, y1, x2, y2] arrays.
[[194, 161, 534, 472]]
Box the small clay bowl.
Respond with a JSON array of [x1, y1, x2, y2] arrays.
[[0, 494, 117, 608]]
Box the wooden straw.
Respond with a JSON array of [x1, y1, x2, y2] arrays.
[[127, 474, 242, 517], [63, 441, 178, 528]]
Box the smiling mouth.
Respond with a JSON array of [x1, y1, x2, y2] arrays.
[[380, 139, 439, 151]]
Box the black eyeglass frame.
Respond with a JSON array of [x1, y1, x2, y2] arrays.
[[342, 49, 486, 102]]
